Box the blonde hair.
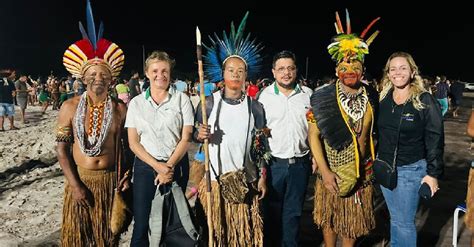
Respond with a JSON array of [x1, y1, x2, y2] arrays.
[[379, 51, 426, 110], [144, 51, 175, 73]]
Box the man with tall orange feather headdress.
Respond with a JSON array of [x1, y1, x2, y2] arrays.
[[308, 9, 380, 247]]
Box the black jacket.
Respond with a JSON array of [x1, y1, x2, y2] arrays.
[[378, 91, 444, 178]]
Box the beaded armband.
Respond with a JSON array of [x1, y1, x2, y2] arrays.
[[56, 126, 74, 143]]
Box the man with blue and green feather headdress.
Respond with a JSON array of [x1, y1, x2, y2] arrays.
[[193, 11, 270, 247]]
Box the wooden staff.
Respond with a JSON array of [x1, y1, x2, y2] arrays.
[[196, 26, 213, 247]]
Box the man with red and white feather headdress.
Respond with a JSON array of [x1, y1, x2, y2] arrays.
[[57, 1, 130, 246]]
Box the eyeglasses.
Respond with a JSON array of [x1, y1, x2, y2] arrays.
[[275, 66, 297, 74]]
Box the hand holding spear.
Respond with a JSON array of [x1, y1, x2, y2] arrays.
[[196, 26, 213, 247]]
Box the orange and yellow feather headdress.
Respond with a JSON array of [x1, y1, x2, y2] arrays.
[[327, 9, 380, 63]]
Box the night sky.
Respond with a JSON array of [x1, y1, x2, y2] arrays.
[[0, 0, 471, 82]]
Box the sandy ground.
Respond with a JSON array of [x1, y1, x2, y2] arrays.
[[0, 93, 472, 246]]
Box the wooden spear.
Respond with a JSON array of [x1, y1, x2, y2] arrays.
[[196, 26, 213, 247]]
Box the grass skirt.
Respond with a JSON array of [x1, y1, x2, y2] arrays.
[[197, 179, 263, 247], [61, 166, 117, 247], [313, 177, 375, 239]]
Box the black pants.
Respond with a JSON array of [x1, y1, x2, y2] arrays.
[[264, 155, 311, 247], [130, 155, 189, 247]]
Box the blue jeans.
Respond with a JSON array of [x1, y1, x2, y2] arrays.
[[380, 159, 427, 247], [264, 155, 311, 247], [130, 155, 189, 247]]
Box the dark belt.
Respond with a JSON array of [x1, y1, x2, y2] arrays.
[[270, 155, 309, 165]]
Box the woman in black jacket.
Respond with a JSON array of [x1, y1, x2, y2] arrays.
[[377, 51, 444, 246]]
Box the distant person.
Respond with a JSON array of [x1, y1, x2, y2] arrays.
[[258, 78, 272, 90], [0, 69, 18, 131], [465, 109, 474, 246], [73, 77, 85, 96], [141, 77, 150, 92], [435, 75, 450, 116], [58, 79, 68, 107], [66, 75, 75, 99], [138, 77, 145, 91], [128, 71, 141, 99], [115, 78, 130, 105], [27, 76, 37, 106], [38, 82, 50, 114], [189, 91, 200, 111], [15, 72, 30, 124], [49, 77, 60, 110], [450, 79, 465, 117], [377, 52, 444, 246], [174, 78, 188, 93], [196, 79, 216, 96]]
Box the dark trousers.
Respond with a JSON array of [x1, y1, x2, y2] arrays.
[[264, 155, 311, 247], [130, 155, 189, 247]]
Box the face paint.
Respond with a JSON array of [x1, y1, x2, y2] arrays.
[[83, 65, 112, 95], [336, 60, 363, 88], [223, 57, 247, 91]]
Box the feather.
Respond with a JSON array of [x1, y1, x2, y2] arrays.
[[86, 0, 97, 49], [335, 11, 344, 34], [97, 21, 104, 41], [230, 21, 236, 41], [236, 11, 249, 42], [365, 30, 380, 46], [345, 9, 351, 34], [78, 21, 89, 40], [360, 17, 380, 39], [334, 22, 342, 34], [203, 11, 262, 83]]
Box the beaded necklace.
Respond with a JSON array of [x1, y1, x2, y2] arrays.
[[87, 96, 107, 144], [73, 92, 113, 156], [337, 82, 368, 136]]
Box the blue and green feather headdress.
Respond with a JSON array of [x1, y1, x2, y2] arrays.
[[203, 12, 264, 83]]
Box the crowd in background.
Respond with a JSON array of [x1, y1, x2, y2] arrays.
[[0, 67, 469, 132]]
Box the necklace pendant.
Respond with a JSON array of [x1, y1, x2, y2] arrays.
[[88, 135, 96, 145]]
